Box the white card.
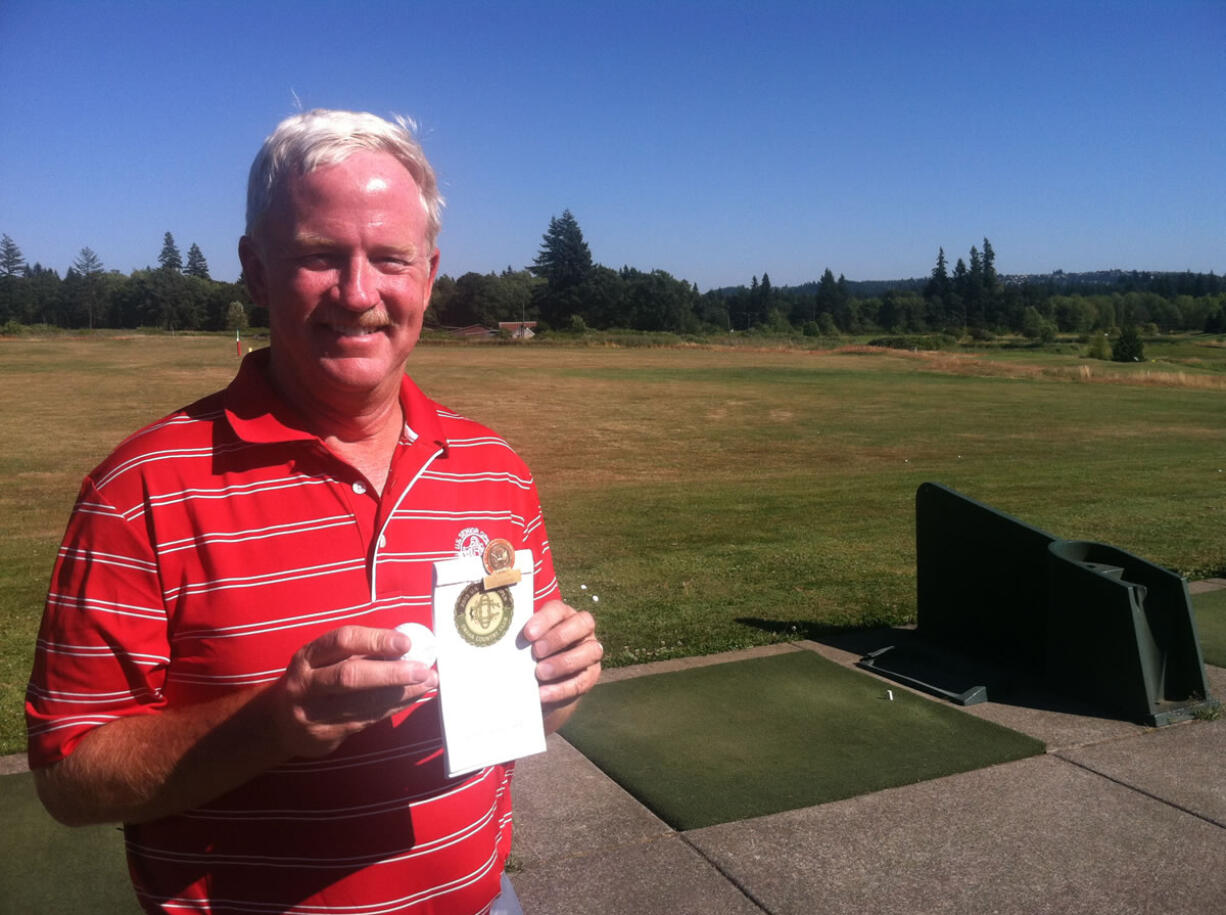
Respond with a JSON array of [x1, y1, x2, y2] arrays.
[[432, 550, 546, 777]]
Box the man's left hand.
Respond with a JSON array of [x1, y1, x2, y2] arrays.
[[521, 599, 602, 732]]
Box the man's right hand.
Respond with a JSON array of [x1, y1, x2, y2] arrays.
[[270, 625, 439, 758], [35, 625, 437, 826]]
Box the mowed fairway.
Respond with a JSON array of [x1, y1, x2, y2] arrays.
[[2, 334, 1225, 753]]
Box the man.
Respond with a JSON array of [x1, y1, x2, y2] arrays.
[[26, 109, 602, 913]]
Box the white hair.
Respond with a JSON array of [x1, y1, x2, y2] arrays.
[[246, 108, 444, 246]]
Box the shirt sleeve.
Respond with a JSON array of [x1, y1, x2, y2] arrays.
[[521, 475, 562, 612], [25, 475, 171, 767]]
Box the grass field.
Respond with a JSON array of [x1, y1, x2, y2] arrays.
[[2, 333, 1225, 754]]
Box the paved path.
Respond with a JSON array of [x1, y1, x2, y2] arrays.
[[6, 579, 1226, 911], [512, 639, 1226, 914]]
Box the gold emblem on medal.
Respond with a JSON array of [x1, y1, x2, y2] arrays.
[[454, 582, 514, 647], [482, 538, 516, 574]]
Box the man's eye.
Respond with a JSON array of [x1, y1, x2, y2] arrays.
[[298, 253, 337, 269]]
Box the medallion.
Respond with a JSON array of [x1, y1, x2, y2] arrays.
[[483, 538, 516, 574], [454, 582, 514, 647]]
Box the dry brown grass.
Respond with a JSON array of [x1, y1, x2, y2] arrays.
[[828, 343, 1226, 390], [1062, 364, 1226, 390]]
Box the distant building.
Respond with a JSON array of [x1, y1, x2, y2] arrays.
[[448, 324, 496, 339], [498, 321, 537, 339]]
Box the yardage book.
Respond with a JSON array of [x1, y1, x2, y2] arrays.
[[431, 550, 546, 777]]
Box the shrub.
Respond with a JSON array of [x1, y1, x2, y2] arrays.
[[1112, 325, 1145, 362], [225, 301, 249, 332], [1086, 333, 1111, 360], [866, 334, 956, 351]]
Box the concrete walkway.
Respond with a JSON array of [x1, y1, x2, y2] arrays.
[[7, 580, 1226, 911], [511, 635, 1226, 914]]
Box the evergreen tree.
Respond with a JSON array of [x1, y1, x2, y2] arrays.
[[528, 210, 592, 290], [833, 273, 855, 330], [528, 210, 592, 328], [952, 258, 969, 297], [925, 247, 949, 299], [185, 243, 210, 279], [159, 232, 183, 272], [0, 234, 26, 323], [73, 246, 104, 276], [968, 246, 983, 286], [72, 247, 105, 328], [981, 238, 998, 293], [924, 247, 952, 327], [754, 272, 773, 326], [1, 234, 25, 276], [737, 275, 759, 330], [815, 268, 839, 316], [964, 245, 986, 328], [1112, 324, 1144, 362]]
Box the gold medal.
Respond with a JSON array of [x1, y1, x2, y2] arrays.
[[454, 582, 514, 647], [482, 538, 516, 574]]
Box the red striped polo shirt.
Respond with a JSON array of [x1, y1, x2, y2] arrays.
[[26, 349, 560, 914]]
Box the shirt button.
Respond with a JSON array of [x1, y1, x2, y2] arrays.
[[378, 534, 387, 549], [352, 481, 367, 495]]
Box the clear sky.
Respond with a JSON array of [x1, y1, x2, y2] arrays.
[[1, 0, 1222, 291]]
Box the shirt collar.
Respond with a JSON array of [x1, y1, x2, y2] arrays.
[[224, 348, 448, 453]]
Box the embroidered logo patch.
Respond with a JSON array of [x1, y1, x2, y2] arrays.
[[454, 527, 490, 558]]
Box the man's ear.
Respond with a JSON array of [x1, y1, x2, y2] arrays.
[[238, 236, 268, 307], [425, 247, 440, 297], [426, 244, 441, 287]]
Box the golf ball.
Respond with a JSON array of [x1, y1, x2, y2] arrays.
[[395, 622, 438, 667]]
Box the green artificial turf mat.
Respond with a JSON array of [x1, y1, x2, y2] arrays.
[[561, 650, 1046, 830], [1192, 589, 1226, 669], [0, 770, 142, 913]]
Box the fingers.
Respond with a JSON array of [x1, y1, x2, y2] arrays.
[[299, 625, 411, 667], [524, 600, 603, 709], [273, 626, 437, 758], [538, 643, 603, 706], [292, 625, 432, 699], [524, 601, 596, 660], [534, 631, 603, 685], [299, 653, 433, 695]]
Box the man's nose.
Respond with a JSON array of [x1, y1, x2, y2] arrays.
[[335, 257, 380, 310]]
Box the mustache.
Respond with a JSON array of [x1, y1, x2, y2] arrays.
[[316, 311, 391, 330]]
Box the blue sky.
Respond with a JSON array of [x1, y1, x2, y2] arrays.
[[1, 0, 1222, 290]]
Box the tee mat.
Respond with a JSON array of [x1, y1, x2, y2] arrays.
[[561, 650, 1044, 831]]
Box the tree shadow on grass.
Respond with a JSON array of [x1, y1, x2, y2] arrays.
[[737, 618, 927, 664]]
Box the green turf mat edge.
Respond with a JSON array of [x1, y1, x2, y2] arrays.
[[561, 650, 1045, 830]]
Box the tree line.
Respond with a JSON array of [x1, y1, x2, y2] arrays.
[[432, 213, 1226, 340], [0, 232, 251, 332], [3, 217, 1224, 338]]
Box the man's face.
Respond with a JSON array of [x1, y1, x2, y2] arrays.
[[240, 149, 439, 410]]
